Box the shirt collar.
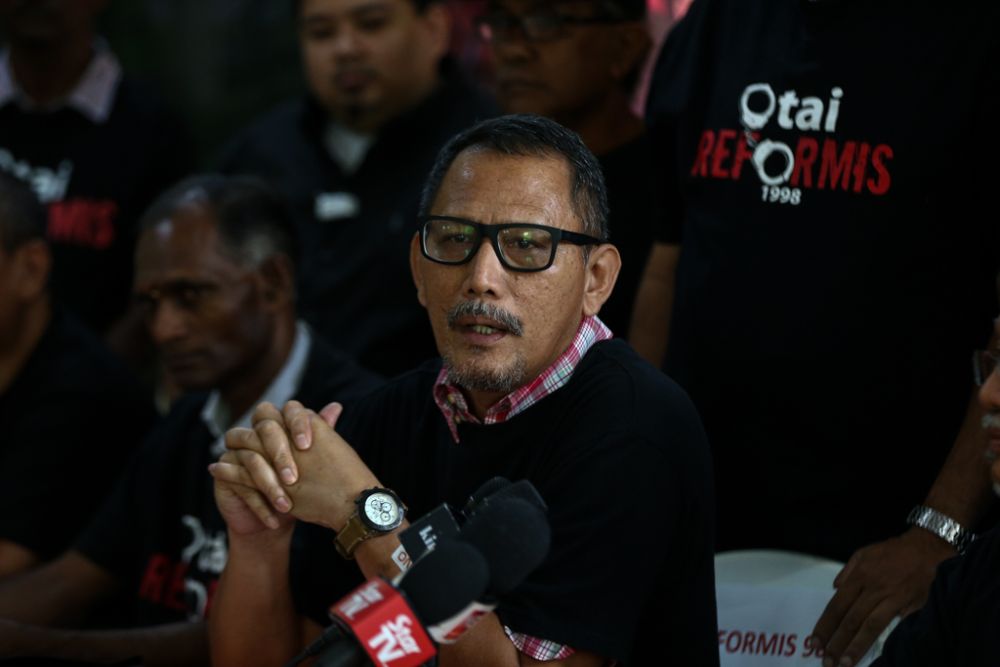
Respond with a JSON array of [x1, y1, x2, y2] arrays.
[[433, 315, 612, 443], [201, 321, 313, 457], [0, 42, 121, 123]]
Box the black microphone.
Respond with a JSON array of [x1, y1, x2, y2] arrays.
[[395, 477, 510, 565], [288, 539, 490, 667], [427, 496, 552, 644], [397, 503, 461, 564], [461, 478, 547, 520], [398, 477, 547, 566]]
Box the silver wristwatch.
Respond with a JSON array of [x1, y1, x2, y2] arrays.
[[906, 505, 976, 555]]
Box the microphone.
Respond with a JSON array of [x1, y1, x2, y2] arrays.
[[290, 539, 490, 667], [397, 503, 461, 564], [461, 477, 547, 519], [397, 477, 547, 565], [427, 496, 552, 644]]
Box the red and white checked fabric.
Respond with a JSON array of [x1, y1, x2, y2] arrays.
[[433, 315, 612, 444], [504, 626, 577, 661], [433, 315, 612, 660]]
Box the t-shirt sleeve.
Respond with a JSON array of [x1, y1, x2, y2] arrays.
[[74, 437, 156, 579], [0, 393, 140, 559]]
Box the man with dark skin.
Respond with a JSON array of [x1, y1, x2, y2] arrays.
[[0, 176, 380, 667], [866, 327, 1000, 666]]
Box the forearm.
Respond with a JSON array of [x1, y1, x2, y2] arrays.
[[2, 619, 209, 667], [922, 388, 994, 528], [627, 242, 679, 366], [0, 552, 117, 626], [437, 613, 519, 667], [0, 541, 38, 581], [210, 532, 301, 667]]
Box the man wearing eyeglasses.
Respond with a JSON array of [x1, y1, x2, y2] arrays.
[[860, 343, 1000, 666], [208, 115, 719, 667], [476, 0, 656, 341]]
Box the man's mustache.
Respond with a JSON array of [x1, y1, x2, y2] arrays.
[[447, 301, 524, 337]]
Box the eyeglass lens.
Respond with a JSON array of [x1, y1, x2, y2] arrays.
[[423, 219, 555, 270]]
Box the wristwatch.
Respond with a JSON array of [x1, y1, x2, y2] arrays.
[[906, 505, 976, 555], [335, 487, 407, 559]]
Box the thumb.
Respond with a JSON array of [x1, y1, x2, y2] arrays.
[[319, 401, 344, 429]]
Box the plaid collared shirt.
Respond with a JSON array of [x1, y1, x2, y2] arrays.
[[432, 315, 612, 661], [433, 315, 612, 444]]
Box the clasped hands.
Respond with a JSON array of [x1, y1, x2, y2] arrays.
[[209, 400, 380, 537]]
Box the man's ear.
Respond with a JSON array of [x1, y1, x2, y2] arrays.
[[12, 240, 51, 301], [409, 233, 428, 308], [256, 254, 295, 308], [609, 22, 652, 84], [419, 2, 453, 65], [582, 244, 621, 317]]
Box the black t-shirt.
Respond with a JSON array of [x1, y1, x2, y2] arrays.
[[0, 78, 191, 334], [291, 339, 719, 666], [0, 307, 155, 559], [597, 134, 657, 339], [872, 526, 1000, 666], [75, 334, 382, 626], [646, 0, 1000, 559], [218, 66, 497, 377]]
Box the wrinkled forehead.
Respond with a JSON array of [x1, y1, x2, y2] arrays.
[[135, 205, 232, 275]]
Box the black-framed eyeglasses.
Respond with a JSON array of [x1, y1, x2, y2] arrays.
[[475, 6, 631, 43], [419, 215, 603, 273], [973, 350, 1000, 386]]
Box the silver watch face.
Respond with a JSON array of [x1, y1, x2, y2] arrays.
[[362, 492, 402, 529]]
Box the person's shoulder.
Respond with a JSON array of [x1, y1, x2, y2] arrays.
[[111, 75, 187, 130], [30, 309, 148, 401], [216, 96, 317, 171], [416, 62, 498, 139], [137, 392, 210, 456], [359, 359, 441, 406], [228, 97, 311, 147], [571, 339, 707, 450], [337, 359, 440, 419], [298, 331, 385, 405], [577, 338, 693, 407]]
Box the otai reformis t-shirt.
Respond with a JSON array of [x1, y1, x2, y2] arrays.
[[646, 0, 1000, 558]]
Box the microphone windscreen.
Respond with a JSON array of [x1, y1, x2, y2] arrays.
[[398, 538, 490, 625], [464, 476, 512, 511], [485, 479, 548, 512], [461, 497, 551, 595]]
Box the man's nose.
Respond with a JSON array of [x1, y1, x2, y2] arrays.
[[979, 369, 1000, 412], [462, 239, 508, 297], [490, 25, 536, 63], [332, 25, 363, 57], [149, 299, 188, 344]]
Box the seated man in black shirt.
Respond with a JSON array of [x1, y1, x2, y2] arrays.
[[210, 115, 719, 667], [479, 0, 656, 338], [0, 175, 381, 666], [219, 0, 495, 377], [0, 175, 154, 579], [868, 331, 1000, 666]]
